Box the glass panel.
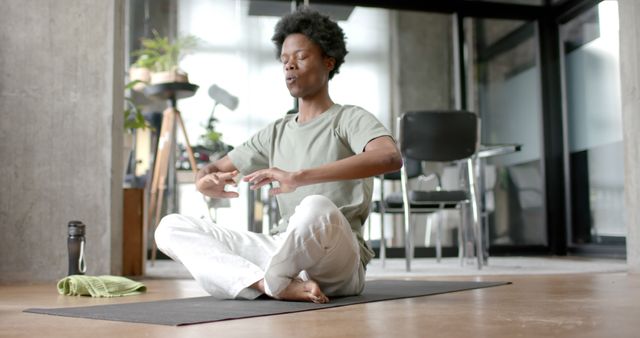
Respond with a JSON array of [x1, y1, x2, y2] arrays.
[[561, 0, 625, 245], [466, 17, 547, 246]]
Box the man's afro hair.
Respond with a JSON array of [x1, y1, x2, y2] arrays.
[[272, 7, 348, 80]]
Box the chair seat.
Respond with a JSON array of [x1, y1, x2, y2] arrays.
[[372, 190, 468, 213], [409, 190, 469, 204]]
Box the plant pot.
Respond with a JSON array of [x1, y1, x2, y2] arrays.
[[128, 66, 150, 92], [150, 69, 189, 85]]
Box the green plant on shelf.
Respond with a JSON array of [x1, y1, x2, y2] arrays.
[[200, 123, 225, 152], [133, 31, 199, 73]]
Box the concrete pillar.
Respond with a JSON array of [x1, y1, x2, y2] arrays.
[[619, 0, 640, 273], [0, 0, 125, 282]]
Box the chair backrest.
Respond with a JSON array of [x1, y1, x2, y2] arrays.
[[399, 110, 479, 162]]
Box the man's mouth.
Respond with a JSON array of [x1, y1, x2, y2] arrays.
[[286, 75, 297, 84]]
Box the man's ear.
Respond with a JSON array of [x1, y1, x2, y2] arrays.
[[324, 56, 336, 71]]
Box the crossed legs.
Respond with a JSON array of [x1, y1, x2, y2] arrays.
[[155, 195, 364, 302]]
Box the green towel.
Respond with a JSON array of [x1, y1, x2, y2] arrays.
[[57, 275, 146, 298]]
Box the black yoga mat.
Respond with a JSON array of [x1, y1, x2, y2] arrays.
[[25, 280, 509, 326]]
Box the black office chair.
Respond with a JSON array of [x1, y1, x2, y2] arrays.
[[398, 110, 483, 271]]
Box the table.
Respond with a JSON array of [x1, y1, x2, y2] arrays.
[[478, 144, 522, 159]]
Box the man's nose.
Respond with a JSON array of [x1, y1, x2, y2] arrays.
[[285, 60, 296, 70]]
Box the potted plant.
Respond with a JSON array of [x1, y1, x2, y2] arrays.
[[128, 55, 154, 92], [200, 129, 227, 157], [131, 31, 199, 86]]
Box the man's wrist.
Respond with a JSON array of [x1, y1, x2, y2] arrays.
[[198, 163, 217, 178], [293, 168, 310, 188]]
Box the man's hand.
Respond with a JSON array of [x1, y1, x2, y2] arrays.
[[196, 170, 240, 199], [243, 167, 298, 195]]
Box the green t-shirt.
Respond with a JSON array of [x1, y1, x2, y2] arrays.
[[227, 103, 392, 266]]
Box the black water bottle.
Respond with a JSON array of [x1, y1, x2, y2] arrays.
[[67, 221, 87, 276]]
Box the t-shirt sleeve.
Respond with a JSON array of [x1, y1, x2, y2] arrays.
[[227, 122, 273, 175], [340, 107, 394, 154]]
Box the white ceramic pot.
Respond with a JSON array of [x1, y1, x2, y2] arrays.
[[128, 66, 150, 92], [150, 69, 189, 85]]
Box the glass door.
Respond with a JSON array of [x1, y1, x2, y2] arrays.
[[560, 0, 626, 252], [464, 16, 548, 248]]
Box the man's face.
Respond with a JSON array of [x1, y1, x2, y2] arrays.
[[280, 33, 335, 99]]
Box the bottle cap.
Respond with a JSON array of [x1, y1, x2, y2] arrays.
[[68, 221, 86, 236]]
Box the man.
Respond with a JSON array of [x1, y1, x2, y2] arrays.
[[155, 8, 402, 304]]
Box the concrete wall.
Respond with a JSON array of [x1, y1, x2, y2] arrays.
[[0, 0, 125, 282], [391, 10, 454, 117], [619, 0, 640, 273]]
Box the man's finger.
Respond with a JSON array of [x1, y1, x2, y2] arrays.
[[220, 191, 239, 198], [206, 170, 238, 185], [204, 174, 220, 185], [222, 170, 239, 178], [244, 169, 268, 182], [250, 177, 273, 190], [223, 178, 238, 186], [247, 172, 267, 183], [269, 187, 281, 196]]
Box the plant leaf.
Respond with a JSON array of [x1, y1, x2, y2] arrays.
[[125, 80, 144, 90]]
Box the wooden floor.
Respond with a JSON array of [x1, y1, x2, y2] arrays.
[[1, 273, 638, 338]]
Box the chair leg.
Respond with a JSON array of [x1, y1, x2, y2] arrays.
[[457, 217, 463, 265], [435, 212, 442, 263], [400, 165, 412, 272], [380, 209, 386, 268], [378, 175, 386, 268], [405, 214, 413, 272], [458, 205, 467, 266], [425, 214, 432, 248], [467, 159, 483, 270], [482, 212, 490, 266]]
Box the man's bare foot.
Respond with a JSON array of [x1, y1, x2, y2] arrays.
[[278, 278, 329, 304], [250, 278, 329, 303]]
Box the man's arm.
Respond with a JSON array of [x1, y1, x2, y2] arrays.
[[195, 155, 241, 198], [244, 136, 402, 195], [297, 135, 402, 183]]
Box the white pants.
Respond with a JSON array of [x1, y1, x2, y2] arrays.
[[155, 194, 365, 300]]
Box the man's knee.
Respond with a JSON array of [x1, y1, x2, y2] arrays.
[[154, 213, 186, 250], [299, 194, 340, 217], [300, 195, 339, 214], [291, 195, 343, 232]]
